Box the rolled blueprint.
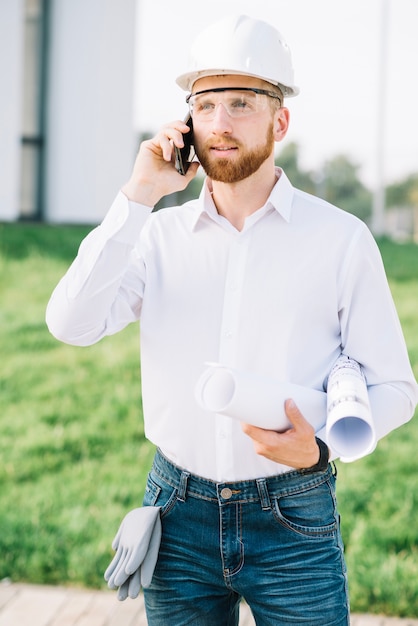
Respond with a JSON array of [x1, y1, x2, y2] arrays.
[[195, 362, 327, 432], [326, 355, 376, 460]]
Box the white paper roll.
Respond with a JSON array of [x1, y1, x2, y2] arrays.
[[195, 363, 327, 432], [326, 355, 376, 459]]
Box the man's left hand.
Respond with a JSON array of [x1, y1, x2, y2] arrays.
[[241, 399, 321, 469]]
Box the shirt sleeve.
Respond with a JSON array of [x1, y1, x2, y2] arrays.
[[46, 191, 153, 346], [318, 225, 418, 461]]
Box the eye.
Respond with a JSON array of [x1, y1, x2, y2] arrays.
[[231, 98, 247, 109], [195, 97, 215, 113], [229, 95, 256, 113]]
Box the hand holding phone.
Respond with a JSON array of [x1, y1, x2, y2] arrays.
[[174, 115, 194, 175]]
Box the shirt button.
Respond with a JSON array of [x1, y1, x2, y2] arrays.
[[220, 487, 233, 499]]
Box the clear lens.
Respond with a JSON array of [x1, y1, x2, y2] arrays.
[[188, 89, 274, 120]]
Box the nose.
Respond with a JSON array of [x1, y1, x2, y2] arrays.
[[210, 103, 233, 133]]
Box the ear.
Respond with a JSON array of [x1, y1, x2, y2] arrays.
[[273, 107, 290, 142]]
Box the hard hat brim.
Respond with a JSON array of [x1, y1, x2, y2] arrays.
[[176, 68, 300, 98]]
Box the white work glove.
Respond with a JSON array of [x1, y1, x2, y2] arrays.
[[104, 506, 161, 600]]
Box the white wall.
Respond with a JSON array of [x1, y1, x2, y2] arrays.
[[45, 0, 137, 223], [0, 0, 25, 221]]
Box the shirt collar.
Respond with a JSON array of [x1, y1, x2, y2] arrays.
[[190, 167, 294, 231]]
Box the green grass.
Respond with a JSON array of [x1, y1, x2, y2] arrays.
[[0, 222, 156, 587], [0, 222, 417, 616]]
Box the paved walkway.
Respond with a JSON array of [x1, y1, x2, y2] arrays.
[[1, 581, 418, 626]]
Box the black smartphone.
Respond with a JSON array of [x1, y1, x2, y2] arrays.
[[174, 115, 194, 175]]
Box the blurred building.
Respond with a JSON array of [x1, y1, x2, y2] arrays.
[[385, 206, 418, 243], [0, 0, 137, 223]]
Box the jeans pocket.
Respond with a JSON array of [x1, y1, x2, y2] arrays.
[[143, 472, 179, 518], [272, 480, 338, 538]]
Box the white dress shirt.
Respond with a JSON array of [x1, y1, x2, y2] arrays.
[[46, 169, 418, 481]]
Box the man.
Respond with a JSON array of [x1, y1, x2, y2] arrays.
[[46, 14, 418, 626]]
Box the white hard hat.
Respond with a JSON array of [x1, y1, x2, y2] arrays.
[[176, 15, 299, 97]]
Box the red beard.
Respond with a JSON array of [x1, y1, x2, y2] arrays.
[[195, 123, 274, 183]]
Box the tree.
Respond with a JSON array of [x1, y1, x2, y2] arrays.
[[275, 142, 316, 194], [321, 155, 372, 223], [386, 173, 418, 208]]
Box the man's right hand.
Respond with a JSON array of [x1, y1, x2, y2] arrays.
[[122, 120, 200, 207]]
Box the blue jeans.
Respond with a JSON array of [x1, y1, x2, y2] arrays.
[[143, 449, 349, 625]]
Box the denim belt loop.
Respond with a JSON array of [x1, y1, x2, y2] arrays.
[[177, 470, 190, 502], [256, 478, 271, 511]]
